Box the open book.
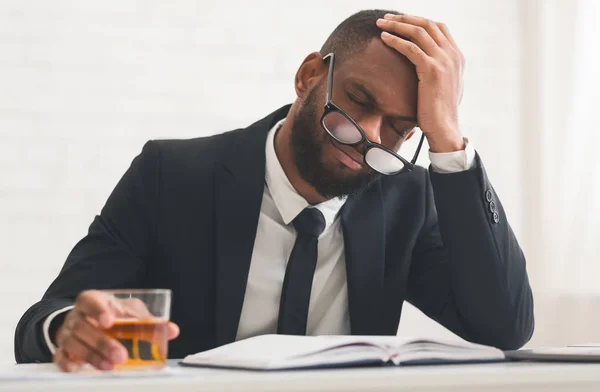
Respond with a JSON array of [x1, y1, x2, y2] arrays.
[[180, 334, 505, 370]]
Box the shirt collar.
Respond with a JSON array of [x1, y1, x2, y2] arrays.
[[265, 119, 346, 229]]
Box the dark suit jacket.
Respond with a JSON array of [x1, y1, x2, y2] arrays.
[[15, 105, 534, 363]]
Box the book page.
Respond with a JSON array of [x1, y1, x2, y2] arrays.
[[183, 335, 390, 368], [182, 334, 505, 369]]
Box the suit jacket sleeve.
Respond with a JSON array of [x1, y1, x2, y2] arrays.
[[406, 154, 534, 350], [14, 141, 161, 363]]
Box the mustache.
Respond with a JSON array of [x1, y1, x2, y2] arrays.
[[328, 139, 367, 168]]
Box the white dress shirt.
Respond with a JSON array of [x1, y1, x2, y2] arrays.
[[43, 119, 476, 353]]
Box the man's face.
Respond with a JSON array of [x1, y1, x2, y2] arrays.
[[290, 39, 419, 199]]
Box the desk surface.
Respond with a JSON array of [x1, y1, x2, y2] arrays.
[[2, 360, 600, 392]]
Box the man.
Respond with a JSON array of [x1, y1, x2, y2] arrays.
[[15, 9, 534, 371]]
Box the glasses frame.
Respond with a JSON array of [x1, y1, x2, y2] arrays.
[[319, 52, 425, 175]]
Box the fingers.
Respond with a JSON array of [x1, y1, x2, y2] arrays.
[[380, 32, 429, 68], [59, 335, 113, 371], [436, 22, 461, 56], [79, 292, 153, 321], [167, 322, 180, 340], [377, 17, 443, 56], [55, 307, 129, 372], [378, 14, 464, 69], [62, 311, 128, 362], [54, 347, 82, 373], [120, 297, 153, 319], [75, 290, 115, 328], [383, 14, 447, 48]]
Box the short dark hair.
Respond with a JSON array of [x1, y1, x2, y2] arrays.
[[320, 9, 402, 64]]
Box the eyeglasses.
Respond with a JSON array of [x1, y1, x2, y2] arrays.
[[320, 52, 425, 175]]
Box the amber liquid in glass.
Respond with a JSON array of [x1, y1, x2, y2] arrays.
[[104, 318, 168, 370]]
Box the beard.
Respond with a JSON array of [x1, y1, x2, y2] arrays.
[[290, 85, 381, 200]]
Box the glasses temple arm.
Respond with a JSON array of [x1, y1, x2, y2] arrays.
[[411, 132, 426, 164], [323, 53, 335, 103]]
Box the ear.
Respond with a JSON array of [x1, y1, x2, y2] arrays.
[[404, 129, 416, 141], [294, 52, 326, 99]]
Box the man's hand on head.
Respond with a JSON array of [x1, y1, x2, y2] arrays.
[[376, 14, 465, 153]]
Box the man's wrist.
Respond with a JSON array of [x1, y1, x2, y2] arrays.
[[427, 134, 465, 153], [429, 137, 476, 174]]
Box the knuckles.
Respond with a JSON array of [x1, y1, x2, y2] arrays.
[[69, 315, 85, 334], [411, 26, 427, 38], [423, 19, 437, 31], [436, 22, 448, 31], [75, 290, 92, 306]]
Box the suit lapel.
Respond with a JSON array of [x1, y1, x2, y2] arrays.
[[341, 180, 386, 335], [214, 105, 291, 347]]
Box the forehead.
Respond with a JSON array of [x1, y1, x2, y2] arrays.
[[333, 38, 418, 115]]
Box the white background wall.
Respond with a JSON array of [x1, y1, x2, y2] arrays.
[[0, 0, 525, 364]]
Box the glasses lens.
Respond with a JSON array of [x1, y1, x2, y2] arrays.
[[322, 112, 363, 144], [365, 147, 405, 175]]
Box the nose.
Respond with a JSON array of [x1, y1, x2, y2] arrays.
[[357, 115, 383, 146]]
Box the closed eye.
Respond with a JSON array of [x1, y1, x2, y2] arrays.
[[387, 119, 414, 138], [392, 127, 414, 139], [347, 93, 371, 108], [346, 92, 414, 137]]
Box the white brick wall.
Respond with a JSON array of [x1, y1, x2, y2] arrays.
[[0, 0, 522, 364]]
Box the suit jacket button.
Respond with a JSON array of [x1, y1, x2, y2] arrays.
[[489, 200, 497, 213], [492, 211, 500, 223], [485, 190, 493, 202]]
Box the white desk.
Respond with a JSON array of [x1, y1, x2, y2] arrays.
[[2, 360, 600, 392]]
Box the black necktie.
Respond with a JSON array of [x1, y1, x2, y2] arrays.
[[277, 208, 326, 335]]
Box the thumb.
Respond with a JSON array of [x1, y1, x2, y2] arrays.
[[167, 322, 180, 340]]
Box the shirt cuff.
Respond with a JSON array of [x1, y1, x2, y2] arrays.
[[42, 305, 74, 354], [428, 137, 476, 173]]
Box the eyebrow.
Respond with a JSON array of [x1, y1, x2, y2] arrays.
[[347, 81, 418, 123]]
